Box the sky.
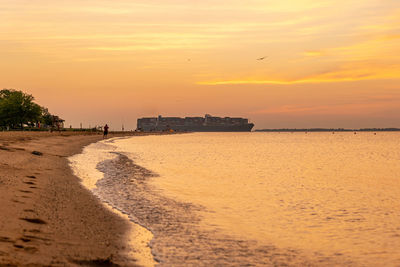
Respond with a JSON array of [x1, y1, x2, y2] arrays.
[[1, 0, 400, 130]]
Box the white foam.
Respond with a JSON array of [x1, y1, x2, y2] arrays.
[[69, 140, 117, 190], [68, 137, 155, 267]]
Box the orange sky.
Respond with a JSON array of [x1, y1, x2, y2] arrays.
[[1, 0, 399, 129]]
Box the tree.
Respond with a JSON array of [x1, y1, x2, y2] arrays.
[[0, 89, 43, 129], [41, 107, 54, 126]]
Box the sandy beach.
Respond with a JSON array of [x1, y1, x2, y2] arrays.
[[0, 131, 153, 266]]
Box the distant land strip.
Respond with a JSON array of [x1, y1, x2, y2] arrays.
[[255, 128, 400, 132]]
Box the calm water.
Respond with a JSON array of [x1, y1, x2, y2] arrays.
[[71, 132, 400, 266]]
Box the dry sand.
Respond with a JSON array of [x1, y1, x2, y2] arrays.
[[0, 131, 155, 266]]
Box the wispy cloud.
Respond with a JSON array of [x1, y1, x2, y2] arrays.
[[199, 7, 400, 86], [303, 51, 325, 57], [89, 44, 211, 51], [198, 62, 400, 85], [250, 100, 400, 116], [198, 78, 356, 86]]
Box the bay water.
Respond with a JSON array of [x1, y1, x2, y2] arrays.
[[70, 132, 400, 266]]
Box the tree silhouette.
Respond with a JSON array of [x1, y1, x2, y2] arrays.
[[0, 89, 43, 129]]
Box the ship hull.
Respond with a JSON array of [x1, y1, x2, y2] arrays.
[[137, 115, 254, 132], [155, 123, 254, 132]]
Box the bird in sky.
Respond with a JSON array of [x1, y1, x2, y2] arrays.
[[256, 56, 267, 60]]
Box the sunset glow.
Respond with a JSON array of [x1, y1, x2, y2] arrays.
[[1, 0, 399, 129]]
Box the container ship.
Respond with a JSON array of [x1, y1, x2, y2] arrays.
[[137, 114, 254, 132]]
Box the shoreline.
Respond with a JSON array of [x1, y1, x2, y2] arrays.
[[69, 138, 156, 266], [89, 142, 314, 266], [0, 131, 162, 266]]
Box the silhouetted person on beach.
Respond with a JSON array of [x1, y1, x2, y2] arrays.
[[103, 124, 109, 138]]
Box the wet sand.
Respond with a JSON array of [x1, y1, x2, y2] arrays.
[[0, 131, 156, 266]]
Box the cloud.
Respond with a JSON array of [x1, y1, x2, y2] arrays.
[[89, 44, 206, 51], [199, 10, 400, 86], [250, 100, 400, 116], [197, 62, 400, 85], [198, 79, 345, 85]]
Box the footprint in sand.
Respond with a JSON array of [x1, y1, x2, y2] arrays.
[[13, 243, 38, 253], [0, 236, 13, 243], [31, 151, 43, 156], [19, 190, 33, 194], [18, 189, 33, 199], [23, 246, 38, 253], [23, 209, 35, 212], [19, 237, 31, 243], [19, 218, 47, 225], [26, 229, 40, 234], [12, 199, 25, 204], [22, 234, 51, 242]]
